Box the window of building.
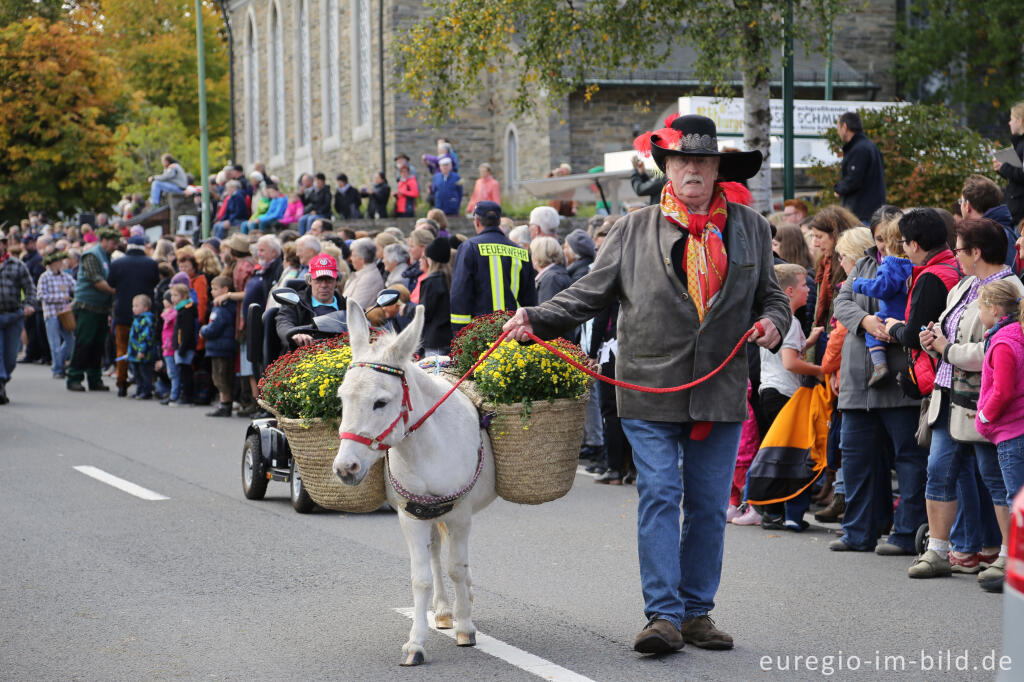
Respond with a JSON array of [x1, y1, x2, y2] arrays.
[[505, 124, 519, 193], [244, 13, 260, 165], [350, 0, 372, 140], [295, 0, 311, 152], [321, 0, 340, 146], [268, 1, 286, 161]]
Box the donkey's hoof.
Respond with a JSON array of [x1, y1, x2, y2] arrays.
[[456, 632, 476, 647], [400, 650, 425, 666], [434, 613, 453, 629]]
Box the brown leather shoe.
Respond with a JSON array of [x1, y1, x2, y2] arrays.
[[680, 615, 733, 650], [633, 618, 684, 654], [814, 493, 845, 523]]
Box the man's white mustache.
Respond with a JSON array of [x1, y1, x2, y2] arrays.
[[682, 174, 705, 184]]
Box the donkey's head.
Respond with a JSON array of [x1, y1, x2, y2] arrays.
[[333, 298, 424, 485]]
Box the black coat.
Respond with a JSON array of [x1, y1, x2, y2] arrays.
[[305, 184, 332, 216], [362, 182, 391, 219], [107, 249, 160, 325], [536, 263, 572, 304], [834, 132, 886, 225], [418, 272, 452, 351], [998, 133, 1024, 228], [276, 288, 345, 347], [567, 257, 593, 284], [334, 185, 363, 219]]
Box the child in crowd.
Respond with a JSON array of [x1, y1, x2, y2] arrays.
[[128, 294, 157, 399], [976, 280, 1024, 535], [157, 291, 178, 403], [756, 263, 823, 531], [200, 276, 237, 417], [169, 283, 197, 406], [279, 191, 304, 228], [849, 218, 913, 386]]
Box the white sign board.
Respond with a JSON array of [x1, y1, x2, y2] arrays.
[[678, 97, 906, 166]]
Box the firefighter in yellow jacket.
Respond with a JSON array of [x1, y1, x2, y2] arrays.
[[450, 201, 537, 333]]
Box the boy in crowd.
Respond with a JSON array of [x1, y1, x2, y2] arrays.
[[200, 276, 237, 417], [758, 263, 824, 530], [128, 294, 157, 399]]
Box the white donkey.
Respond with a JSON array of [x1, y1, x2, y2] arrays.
[[333, 300, 496, 666]]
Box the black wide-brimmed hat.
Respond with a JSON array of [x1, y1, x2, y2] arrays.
[[634, 114, 764, 182]]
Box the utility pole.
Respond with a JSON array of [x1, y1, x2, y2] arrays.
[[195, 0, 211, 239], [783, 0, 795, 201]]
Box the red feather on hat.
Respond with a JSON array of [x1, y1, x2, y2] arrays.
[[633, 114, 683, 156]]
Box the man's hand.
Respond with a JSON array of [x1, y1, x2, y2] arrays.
[[993, 158, 1004, 173], [748, 318, 781, 348], [862, 315, 891, 341], [292, 333, 314, 347], [829, 373, 839, 394], [23, 305, 35, 317], [502, 308, 534, 343]]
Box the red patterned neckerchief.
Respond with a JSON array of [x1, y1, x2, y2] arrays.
[[0, 251, 8, 266], [660, 180, 729, 322]]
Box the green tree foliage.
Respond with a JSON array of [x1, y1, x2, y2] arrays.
[[894, 0, 1024, 123], [396, 0, 843, 124], [0, 17, 126, 223], [395, 0, 844, 210], [101, 0, 230, 141], [806, 104, 999, 210], [0, 0, 65, 26]]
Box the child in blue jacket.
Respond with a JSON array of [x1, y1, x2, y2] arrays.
[[850, 219, 914, 386], [128, 294, 158, 399], [200, 275, 238, 417]]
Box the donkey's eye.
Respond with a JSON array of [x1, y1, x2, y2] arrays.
[[373, 400, 388, 410]]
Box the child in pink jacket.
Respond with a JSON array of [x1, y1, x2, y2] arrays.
[[279, 191, 304, 227]]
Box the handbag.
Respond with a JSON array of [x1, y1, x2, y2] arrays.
[[57, 309, 76, 332], [915, 394, 932, 449]]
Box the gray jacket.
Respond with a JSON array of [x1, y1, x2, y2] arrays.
[[833, 251, 920, 411], [154, 162, 188, 189], [525, 203, 791, 422]]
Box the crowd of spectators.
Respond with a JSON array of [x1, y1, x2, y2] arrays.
[[4, 105, 1024, 597]]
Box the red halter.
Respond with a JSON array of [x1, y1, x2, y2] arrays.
[[338, 362, 414, 451]]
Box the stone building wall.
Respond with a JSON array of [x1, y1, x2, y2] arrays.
[[832, 0, 899, 100]]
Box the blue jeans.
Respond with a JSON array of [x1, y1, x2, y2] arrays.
[[130, 360, 154, 397], [0, 311, 25, 382], [839, 407, 928, 551], [297, 214, 328, 235], [213, 220, 240, 239], [997, 435, 1024, 507], [620, 418, 742, 627], [44, 315, 74, 376], [926, 400, 1007, 505], [950, 464, 1002, 552], [163, 354, 180, 400], [150, 180, 184, 206]]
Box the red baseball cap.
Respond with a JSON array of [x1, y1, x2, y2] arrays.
[[309, 253, 338, 280]]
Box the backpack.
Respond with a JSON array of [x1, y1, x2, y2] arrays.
[[896, 262, 961, 399]]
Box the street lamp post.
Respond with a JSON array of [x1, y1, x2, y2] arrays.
[[195, 0, 211, 239]]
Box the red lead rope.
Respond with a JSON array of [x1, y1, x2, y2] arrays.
[[405, 321, 762, 434]]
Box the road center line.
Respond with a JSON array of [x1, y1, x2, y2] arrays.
[[73, 466, 169, 501], [393, 607, 596, 682]]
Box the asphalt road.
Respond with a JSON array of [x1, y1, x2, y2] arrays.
[[0, 363, 1012, 681]]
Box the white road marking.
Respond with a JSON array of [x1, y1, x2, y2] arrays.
[[394, 607, 596, 682], [73, 466, 169, 501]]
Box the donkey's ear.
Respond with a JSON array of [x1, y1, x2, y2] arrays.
[[346, 297, 370, 357], [386, 305, 425, 363]]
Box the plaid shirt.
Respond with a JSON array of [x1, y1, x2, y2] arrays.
[[0, 255, 38, 312], [936, 267, 1012, 389], [36, 269, 75, 319]]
